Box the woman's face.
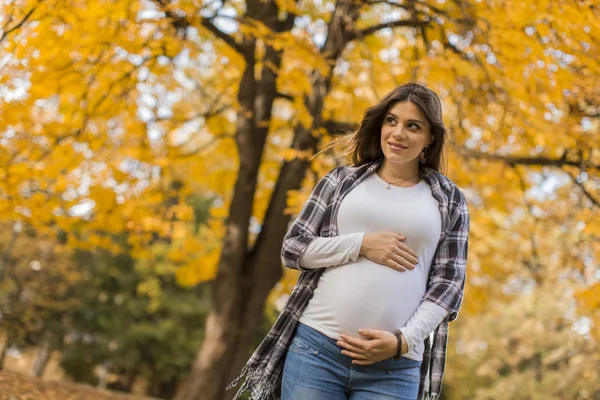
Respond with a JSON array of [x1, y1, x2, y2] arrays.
[[380, 101, 433, 170]]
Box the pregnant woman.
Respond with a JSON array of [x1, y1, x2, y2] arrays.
[[228, 82, 470, 400]]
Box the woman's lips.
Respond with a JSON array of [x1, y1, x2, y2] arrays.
[[388, 142, 408, 151]]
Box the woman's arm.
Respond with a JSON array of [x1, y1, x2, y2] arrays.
[[298, 233, 364, 269], [336, 300, 448, 364], [399, 301, 449, 354], [281, 167, 342, 271], [422, 191, 470, 322], [299, 232, 420, 271]]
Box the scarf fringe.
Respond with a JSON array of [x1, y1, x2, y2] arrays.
[[226, 364, 278, 400], [226, 363, 249, 392]]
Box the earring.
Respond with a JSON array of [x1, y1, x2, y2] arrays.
[[419, 147, 428, 164]]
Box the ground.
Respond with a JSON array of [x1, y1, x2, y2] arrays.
[[0, 372, 156, 400]]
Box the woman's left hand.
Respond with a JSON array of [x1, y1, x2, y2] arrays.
[[337, 329, 399, 365]]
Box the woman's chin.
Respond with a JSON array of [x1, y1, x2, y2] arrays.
[[383, 154, 417, 166]]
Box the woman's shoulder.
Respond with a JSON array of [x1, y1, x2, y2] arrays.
[[322, 165, 358, 181], [424, 168, 468, 208], [332, 165, 358, 179], [331, 162, 380, 180]]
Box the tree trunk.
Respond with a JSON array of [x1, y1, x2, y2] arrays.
[[0, 222, 19, 284], [0, 336, 12, 371], [108, 367, 138, 393], [174, 6, 291, 400], [97, 360, 111, 390], [174, 131, 328, 400], [151, 376, 178, 399], [30, 340, 53, 378], [147, 370, 177, 398], [173, 1, 364, 399], [123, 369, 138, 393]]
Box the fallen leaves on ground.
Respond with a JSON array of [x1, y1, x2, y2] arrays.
[[0, 372, 157, 400]]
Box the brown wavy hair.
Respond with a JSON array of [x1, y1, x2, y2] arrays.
[[347, 82, 448, 174]]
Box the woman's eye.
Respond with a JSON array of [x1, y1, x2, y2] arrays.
[[387, 117, 395, 124], [408, 123, 420, 130]]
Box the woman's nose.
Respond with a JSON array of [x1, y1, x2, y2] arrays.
[[392, 126, 407, 139]]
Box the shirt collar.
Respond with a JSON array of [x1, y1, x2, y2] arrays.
[[360, 159, 444, 192]]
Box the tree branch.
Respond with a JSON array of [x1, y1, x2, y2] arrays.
[[439, 25, 493, 85], [275, 91, 294, 102], [0, 1, 42, 45], [151, 0, 243, 54], [200, 17, 243, 54], [178, 133, 235, 158], [349, 18, 430, 40], [511, 165, 542, 281], [566, 171, 600, 208], [456, 147, 600, 172]]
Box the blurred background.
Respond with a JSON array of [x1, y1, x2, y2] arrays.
[[0, 0, 598, 399]]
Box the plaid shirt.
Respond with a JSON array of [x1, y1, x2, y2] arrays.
[[228, 159, 470, 400]]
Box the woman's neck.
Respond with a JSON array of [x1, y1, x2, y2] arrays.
[[379, 161, 421, 183]]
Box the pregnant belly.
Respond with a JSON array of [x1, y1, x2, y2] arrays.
[[303, 258, 428, 337]]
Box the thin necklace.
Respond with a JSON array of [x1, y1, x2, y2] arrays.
[[376, 170, 420, 190]]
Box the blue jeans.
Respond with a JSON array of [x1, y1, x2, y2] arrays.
[[282, 323, 422, 400]]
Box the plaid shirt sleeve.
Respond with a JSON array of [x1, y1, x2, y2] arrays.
[[281, 167, 341, 271], [422, 189, 470, 322]]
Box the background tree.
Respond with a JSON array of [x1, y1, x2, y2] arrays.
[[61, 245, 210, 399], [0, 221, 79, 375]]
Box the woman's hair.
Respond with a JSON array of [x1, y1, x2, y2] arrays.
[[346, 82, 448, 174]]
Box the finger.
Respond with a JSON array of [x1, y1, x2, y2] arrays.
[[352, 359, 375, 366], [396, 253, 417, 270], [391, 233, 406, 241], [357, 329, 380, 339], [396, 242, 419, 261], [339, 334, 370, 351], [394, 252, 418, 270], [341, 350, 368, 360], [387, 254, 413, 271], [384, 257, 407, 272], [391, 244, 418, 266], [337, 340, 369, 356]]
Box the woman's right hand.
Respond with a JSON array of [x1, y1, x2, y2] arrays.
[[359, 232, 419, 272]]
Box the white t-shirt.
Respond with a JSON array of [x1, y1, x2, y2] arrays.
[[298, 173, 447, 361]]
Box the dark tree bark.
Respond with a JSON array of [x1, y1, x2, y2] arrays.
[[172, 2, 297, 399], [0, 222, 19, 284], [0, 336, 12, 371], [30, 340, 54, 378]]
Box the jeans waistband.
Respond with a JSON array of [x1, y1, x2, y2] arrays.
[[294, 322, 421, 370]]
